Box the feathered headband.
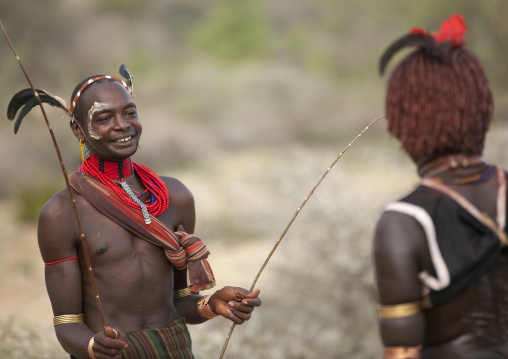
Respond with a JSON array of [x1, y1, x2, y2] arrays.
[[379, 14, 467, 75], [7, 64, 134, 134]]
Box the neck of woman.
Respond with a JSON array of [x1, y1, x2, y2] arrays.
[[417, 154, 485, 179]]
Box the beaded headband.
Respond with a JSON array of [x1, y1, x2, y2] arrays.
[[8, 65, 134, 134], [69, 75, 131, 115]]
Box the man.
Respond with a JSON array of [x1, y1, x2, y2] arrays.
[[374, 15, 508, 359], [8, 70, 261, 358]]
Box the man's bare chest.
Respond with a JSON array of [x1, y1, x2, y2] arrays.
[[76, 199, 177, 265]]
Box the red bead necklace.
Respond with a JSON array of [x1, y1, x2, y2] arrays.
[[79, 154, 169, 219]]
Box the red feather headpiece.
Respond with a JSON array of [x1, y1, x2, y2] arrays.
[[379, 14, 467, 74], [410, 14, 466, 46]]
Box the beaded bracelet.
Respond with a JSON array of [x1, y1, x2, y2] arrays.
[[86, 336, 96, 359], [196, 294, 219, 320]]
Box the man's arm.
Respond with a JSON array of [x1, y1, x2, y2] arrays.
[[38, 191, 126, 359], [165, 177, 262, 325], [38, 191, 94, 358], [374, 211, 429, 351], [173, 285, 261, 325]]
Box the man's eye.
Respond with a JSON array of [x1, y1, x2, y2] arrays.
[[98, 116, 111, 122], [126, 111, 137, 117]]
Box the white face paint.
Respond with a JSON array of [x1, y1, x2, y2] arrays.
[[87, 102, 111, 140]]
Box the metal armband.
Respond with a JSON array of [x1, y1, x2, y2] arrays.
[[53, 313, 84, 327], [378, 300, 422, 320]]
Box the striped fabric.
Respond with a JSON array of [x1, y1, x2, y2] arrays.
[[122, 319, 195, 359], [69, 171, 216, 292]]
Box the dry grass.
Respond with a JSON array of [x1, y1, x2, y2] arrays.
[[2, 119, 508, 358], [184, 138, 416, 359], [1, 2, 508, 358], [0, 127, 413, 358]]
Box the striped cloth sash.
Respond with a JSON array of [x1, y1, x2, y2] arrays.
[[69, 171, 215, 292], [122, 318, 195, 359]]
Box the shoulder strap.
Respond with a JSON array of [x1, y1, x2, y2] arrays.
[[384, 202, 450, 291], [421, 167, 507, 246]]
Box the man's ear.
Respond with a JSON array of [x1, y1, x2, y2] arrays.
[[70, 118, 84, 140]]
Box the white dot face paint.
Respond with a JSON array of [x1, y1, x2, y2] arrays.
[[87, 102, 112, 140]]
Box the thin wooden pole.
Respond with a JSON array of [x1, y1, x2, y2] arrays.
[[0, 20, 106, 329], [218, 115, 385, 358]]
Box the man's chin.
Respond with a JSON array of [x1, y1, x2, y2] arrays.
[[96, 148, 138, 162]]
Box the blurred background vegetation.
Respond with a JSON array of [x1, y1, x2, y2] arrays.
[[1, 0, 507, 201], [1, 0, 508, 358]]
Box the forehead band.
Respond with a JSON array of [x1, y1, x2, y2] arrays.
[[69, 76, 131, 116]]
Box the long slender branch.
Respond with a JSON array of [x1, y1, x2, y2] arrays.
[[0, 20, 106, 329], [218, 115, 385, 358]]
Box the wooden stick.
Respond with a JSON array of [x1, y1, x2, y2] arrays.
[[0, 20, 106, 329], [218, 115, 385, 358]]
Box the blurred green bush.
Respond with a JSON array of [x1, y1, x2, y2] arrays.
[[189, 0, 270, 63], [13, 181, 61, 223]]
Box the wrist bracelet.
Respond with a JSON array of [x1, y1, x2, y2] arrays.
[[196, 294, 219, 320], [384, 346, 421, 359], [173, 288, 191, 299], [86, 336, 96, 359]]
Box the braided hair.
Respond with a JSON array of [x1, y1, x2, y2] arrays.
[[380, 14, 493, 159]]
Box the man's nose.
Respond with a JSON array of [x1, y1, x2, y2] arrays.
[[112, 114, 130, 130]]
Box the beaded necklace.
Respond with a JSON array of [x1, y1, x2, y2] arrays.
[[79, 154, 169, 224]]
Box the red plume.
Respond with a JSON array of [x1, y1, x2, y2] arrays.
[[432, 14, 466, 46]]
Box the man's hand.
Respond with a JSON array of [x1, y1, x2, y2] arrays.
[[209, 286, 262, 324], [90, 326, 128, 359]]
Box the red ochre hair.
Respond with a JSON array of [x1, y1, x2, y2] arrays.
[[380, 14, 493, 159]]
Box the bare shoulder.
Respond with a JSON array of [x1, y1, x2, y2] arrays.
[[39, 188, 75, 225], [38, 188, 79, 262], [374, 210, 428, 258], [160, 176, 194, 208], [159, 176, 196, 232], [374, 210, 430, 303]]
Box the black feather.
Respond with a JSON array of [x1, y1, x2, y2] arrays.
[[119, 64, 133, 94], [7, 88, 70, 134], [379, 33, 437, 75], [13, 96, 39, 134], [7, 88, 37, 121]]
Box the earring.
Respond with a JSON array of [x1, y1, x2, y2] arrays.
[[80, 139, 85, 160], [138, 142, 141, 148]]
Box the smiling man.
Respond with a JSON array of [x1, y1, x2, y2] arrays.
[[8, 71, 261, 359]]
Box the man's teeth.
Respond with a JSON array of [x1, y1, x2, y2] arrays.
[[115, 136, 132, 143]]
